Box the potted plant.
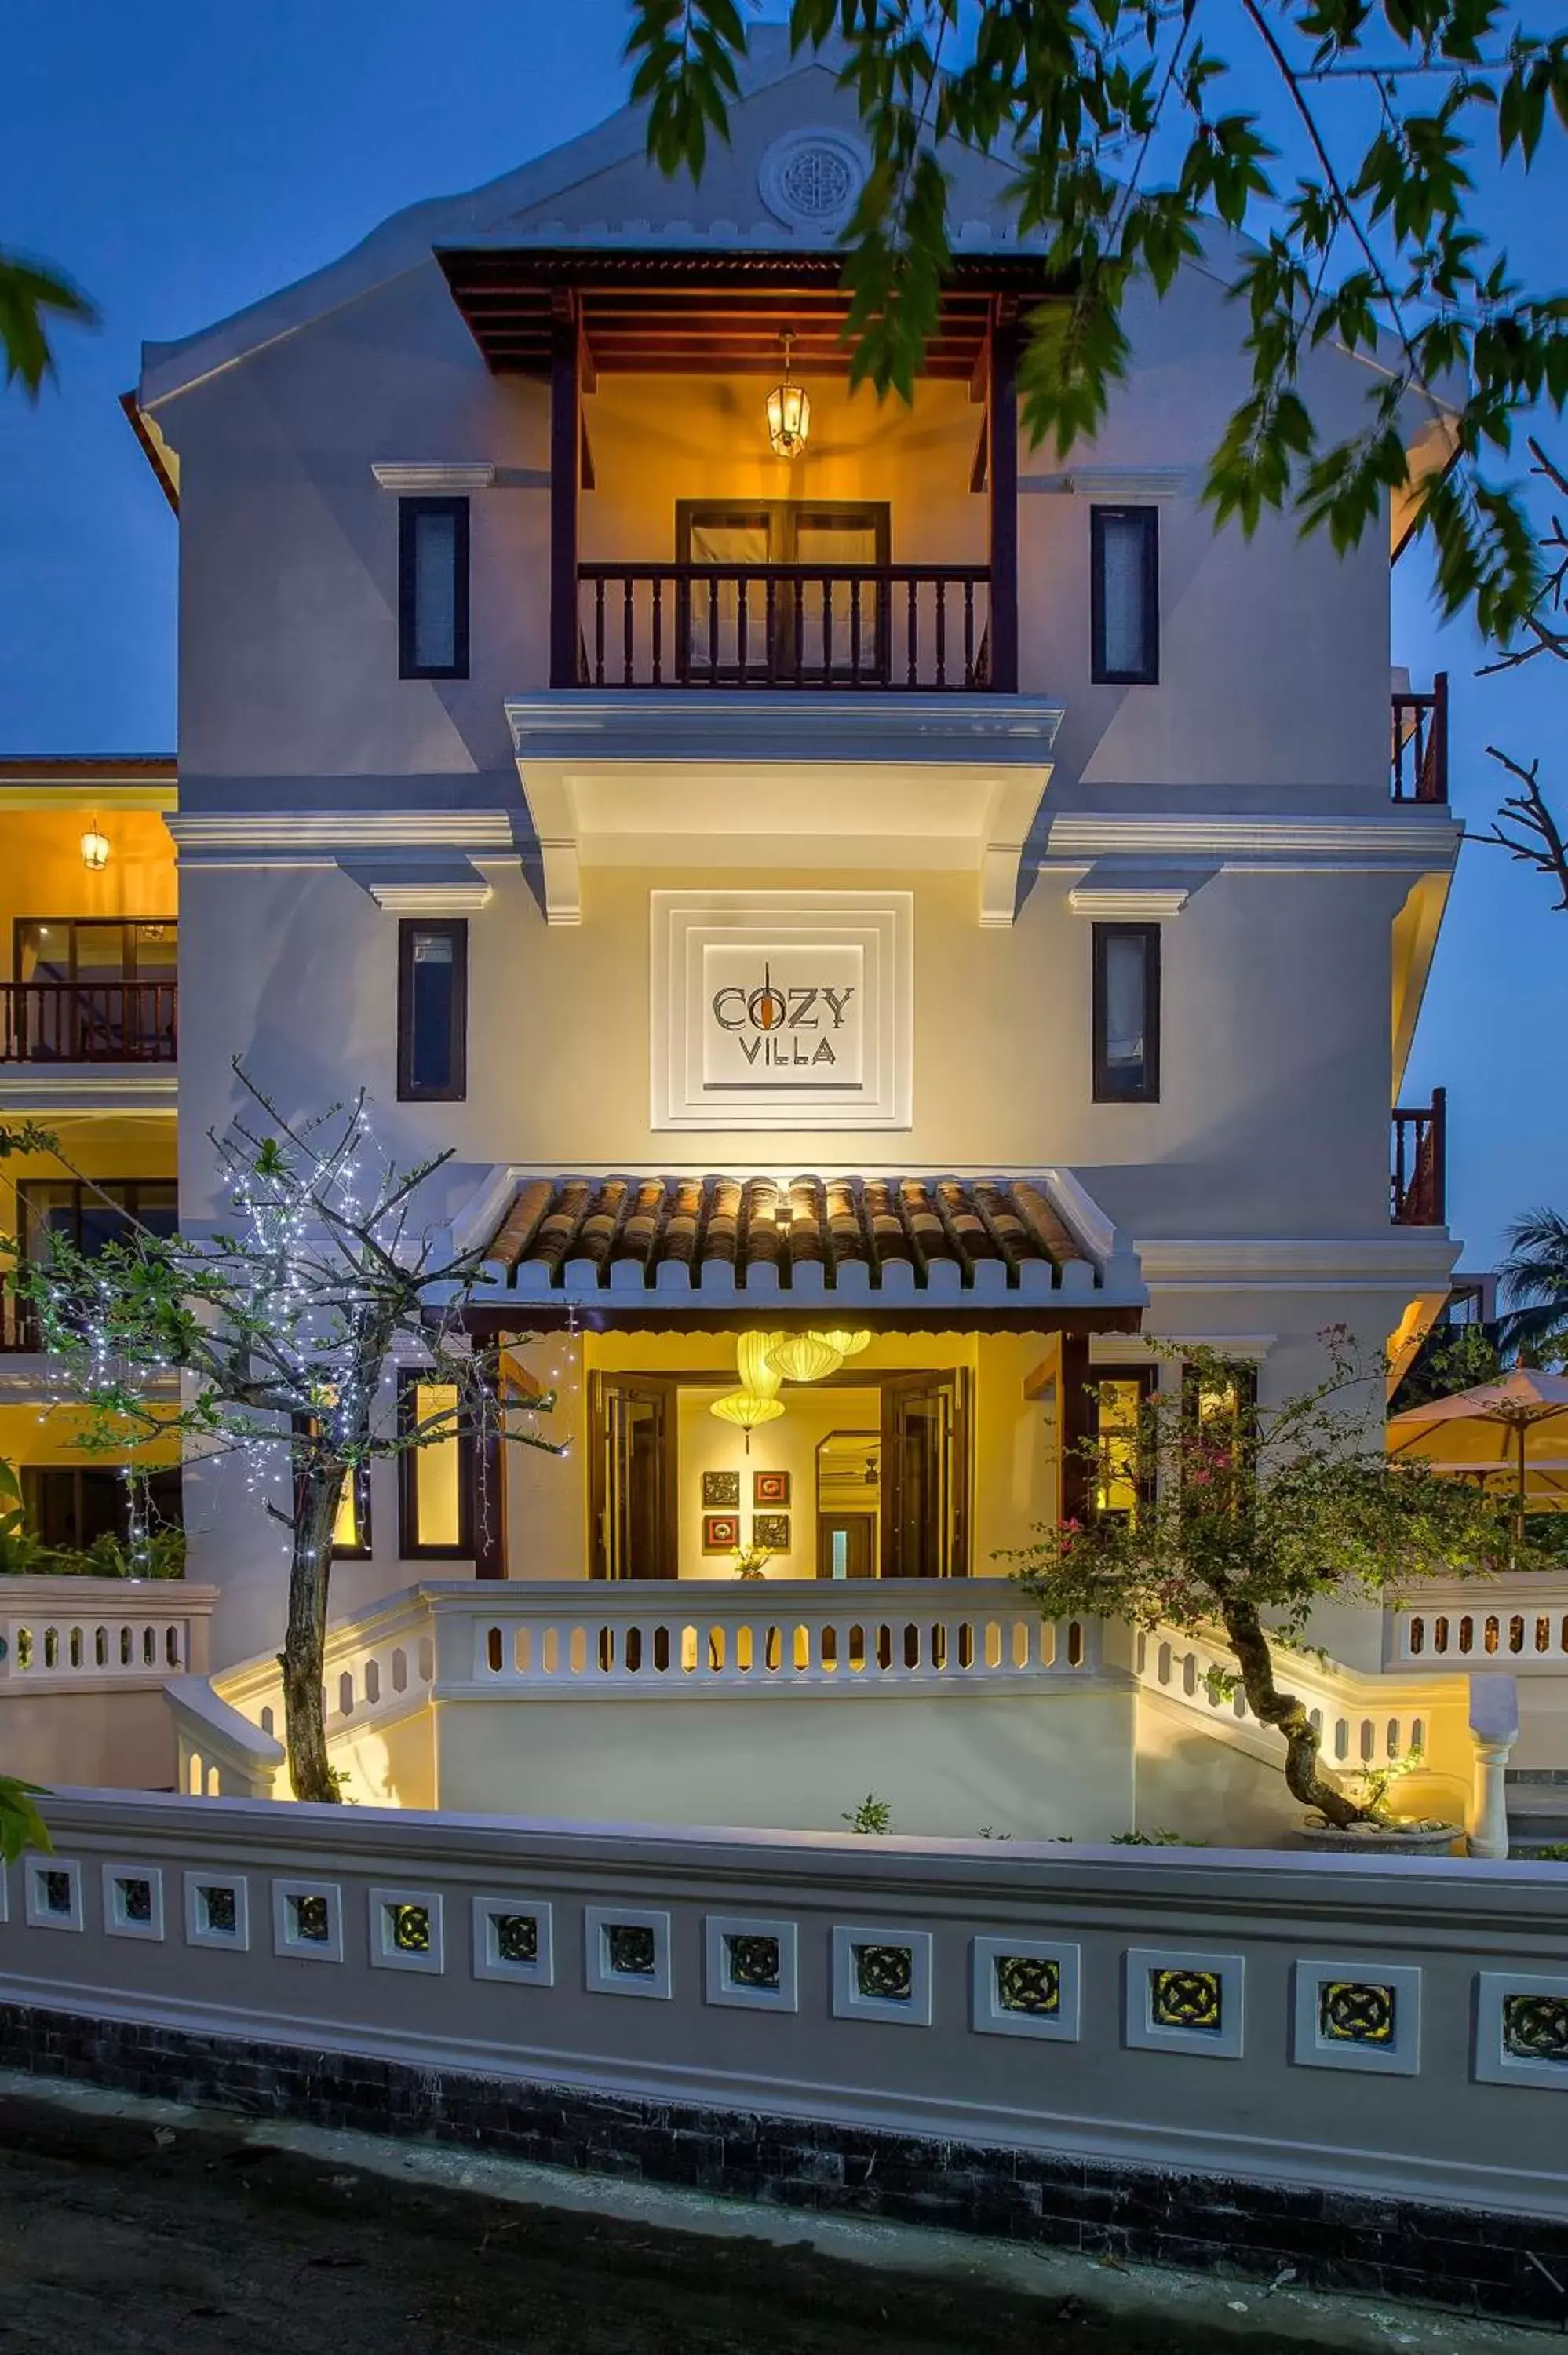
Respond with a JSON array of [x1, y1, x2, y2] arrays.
[[731, 1541, 772, 1581], [1007, 1334, 1532, 1851]]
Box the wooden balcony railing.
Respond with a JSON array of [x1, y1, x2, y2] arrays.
[[0, 981, 177, 1065], [577, 563, 993, 691], [1391, 673, 1448, 803], [1392, 1086, 1446, 1225]]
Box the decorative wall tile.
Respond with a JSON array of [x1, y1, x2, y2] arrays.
[[702, 1470, 740, 1510], [102, 1863, 166, 1942], [1124, 1946, 1244, 2059], [971, 1935, 1081, 2041], [24, 1856, 82, 1933], [1475, 1970, 1568, 2091], [584, 1905, 672, 2000], [705, 1915, 799, 2013], [1291, 1959, 1421, 2076], [370, 1886, 444, 1975], [832, 1923, 933, 2027], [472, 1893, 556, 1987], [272, 1878, 344, 1963], [184, 1872, 250, 1952]]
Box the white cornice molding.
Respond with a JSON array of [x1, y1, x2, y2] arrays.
[[1068, 882, 1193, 918], [507, 692, 1065, 766], [166, 812, 518, 864], [1042, 813, 1460, 872], [371, 462, 496, 494], [1020, 467, 1191, 498], [359, 874, 494, 913], [1138, 1235, 1460, 1291], [0, 1072, 177, 1115]]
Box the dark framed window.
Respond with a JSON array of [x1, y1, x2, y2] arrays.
[[16, 1178, 178, 1261], [23, 1463, 182, 1553], [1092, 923, 1160, 1103], [1092, 1365, 1159, 1526], [398, 496, 469, 679], [1181, 1361, 1259, 1510], [397, 1369, 473, 1559], [1090, 506, 1159, 685], [290, 1416, 372, 1561], [396, 918, 468, 1101]]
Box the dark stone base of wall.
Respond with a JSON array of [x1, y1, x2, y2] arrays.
[[2, 2000, 1565, 2330]]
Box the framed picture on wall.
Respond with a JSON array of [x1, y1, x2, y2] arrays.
[[702, 1513, 741, 1554], [702, 1470, 741, 1509], [753, 1513, 790, 1551], [753, 1470, 790, 1508]]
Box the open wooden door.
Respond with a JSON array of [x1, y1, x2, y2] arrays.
[[880, 1370, 972, 1578], [589, 1373, 677, 1580]]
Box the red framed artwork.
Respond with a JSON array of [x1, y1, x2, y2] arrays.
[[702, 1513, 741, 1554], [753, 1470, 791, 1508]]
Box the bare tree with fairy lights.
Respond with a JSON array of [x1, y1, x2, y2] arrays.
[[5, 1066, 560, 1803]]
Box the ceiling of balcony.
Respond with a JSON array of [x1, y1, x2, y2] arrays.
[[437, 248, 1058, 378]]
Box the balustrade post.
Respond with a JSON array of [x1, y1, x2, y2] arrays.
[[1466, 1673, 1519, 1860]]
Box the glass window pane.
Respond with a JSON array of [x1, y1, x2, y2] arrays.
[[1098, 513, 1150, 676], [131, 923, 178, 982], [74, 924, 129, 984], [1096, 1379, 1143, 1522], [1103, 933, 1149, 1079], [408, 929, 456, 1092], [413, 509, 458, 670], [15, 922, 64, 983], [412, 1382, 461, 1549], [334, 1477, 362, 1553], [134, 1184, 179, 1242]]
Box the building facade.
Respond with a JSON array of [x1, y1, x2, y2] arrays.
[[5, 38, 1460, 1689]]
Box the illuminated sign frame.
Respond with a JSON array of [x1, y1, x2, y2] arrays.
[[651, 890, 913, 1131]]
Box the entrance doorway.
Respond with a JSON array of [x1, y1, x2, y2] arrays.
[[589, 1364, 970, 1580]]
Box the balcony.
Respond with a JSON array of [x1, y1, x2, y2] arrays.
[[1391, 673, 1448, 803], [577, 563, 992, 692], [1391, 1087, 1446, 1225], [0, 980, 177, 1065]]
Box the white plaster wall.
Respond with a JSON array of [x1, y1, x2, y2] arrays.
[[432, 1683, 1137, 1840], [0, 1689, 178, 1792]]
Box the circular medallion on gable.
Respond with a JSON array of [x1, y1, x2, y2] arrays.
[[757, 128, 869, 233]]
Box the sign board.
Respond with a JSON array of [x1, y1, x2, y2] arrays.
[[651, 891, 913, 1130]]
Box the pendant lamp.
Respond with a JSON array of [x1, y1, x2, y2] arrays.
[[770, 1333, 844, 1385], [809, 1328, 873, 1360], [765, 330, 811, 459], [735, 1330, 784, 1399], [709, 1389, 786, 1452]]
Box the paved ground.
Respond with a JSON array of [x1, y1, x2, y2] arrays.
[[0, 2083, 1544, 2355]]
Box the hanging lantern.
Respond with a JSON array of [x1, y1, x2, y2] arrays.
[[709, 1390, 786, 1452], [765, 330, 811, 459], [735, 1329, 784, 1399], [810, 1328, 873, 1360], [770, 1333, 844, 1386], [80, 821, 110, 872]]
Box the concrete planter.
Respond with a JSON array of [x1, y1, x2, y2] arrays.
[[1296, 1820, 1464, 1857]]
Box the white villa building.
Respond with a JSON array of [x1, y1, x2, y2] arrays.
[[5, 35, 1561, 1846]]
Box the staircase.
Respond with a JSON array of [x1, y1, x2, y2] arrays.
[[1506, 1769, 1568, 1857]]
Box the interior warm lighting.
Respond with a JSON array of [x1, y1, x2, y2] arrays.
[[736, 1330, 785, 1399], [810, 1328, 873, 1360], [765, 330, 811, 459], [80, 822, 110, 872], [710, 1390, 786, 1451], [770, 1333, 844, 1385]]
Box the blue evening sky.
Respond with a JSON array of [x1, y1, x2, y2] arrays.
[[2, 0, 1563, 1270]]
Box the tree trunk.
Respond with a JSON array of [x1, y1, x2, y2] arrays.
[[1220, 1597, 1361, 1827], [279, 1468, 344, 1803]]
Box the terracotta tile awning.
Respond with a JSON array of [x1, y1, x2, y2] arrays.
[[486, 1174, 1109, 1299]]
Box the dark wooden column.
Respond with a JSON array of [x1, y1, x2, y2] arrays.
[[987, 305, 1020, 694], [1058, 1331, 1095, 1528], [549, 294, 581, 691]]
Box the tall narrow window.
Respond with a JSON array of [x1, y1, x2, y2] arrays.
[[399, 496, 469, 679], [1182, 1362, 1259, 1511], [1092, 1367, 1158, 1525], [1092, 923, 1160, 1103], [396, 918, 467, 1101], [1090, 506, 1158, 685], [397, 1372, 473, 1558]]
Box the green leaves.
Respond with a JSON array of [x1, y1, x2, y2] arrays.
[[0, 1777, 50, 1864], [0, 252, 96, 398], [630, 0, 1568, 644]]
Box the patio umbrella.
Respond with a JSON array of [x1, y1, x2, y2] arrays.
[[1386, 1367, 1568, 1540]]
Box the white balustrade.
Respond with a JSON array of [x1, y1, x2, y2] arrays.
[[443, 1579, 1095, 1696], [1136, 1622, 1443, 1770], [1390, 1579, 1568, 1672], [0, 1577, 214, 1688]]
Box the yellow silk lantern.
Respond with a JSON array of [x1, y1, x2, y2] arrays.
[[735, 1330, 784, 1399], [809, 1328, 872, 1360], [769, 1333, 844, 1385], [709, 1390, 786, 1451]]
